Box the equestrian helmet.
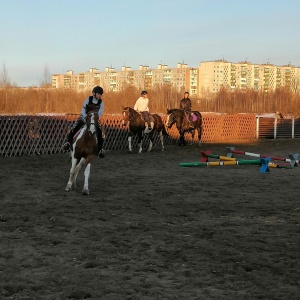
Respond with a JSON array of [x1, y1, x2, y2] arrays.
[[92, 86, 104, 95], [141, 90, 148, 95]]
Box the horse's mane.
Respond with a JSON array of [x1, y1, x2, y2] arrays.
[[167, 108, 183, 114], [86, 104, 99, 114], [124, 106, 139, 116]]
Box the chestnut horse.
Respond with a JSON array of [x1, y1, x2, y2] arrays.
[[166, 108, 203, 146], [65, 105, 99, 194], [122, 106, 167, 153]]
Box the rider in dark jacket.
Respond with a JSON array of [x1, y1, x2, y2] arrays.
[[180, 92, 194, 128], [63, 86, 105, 158]]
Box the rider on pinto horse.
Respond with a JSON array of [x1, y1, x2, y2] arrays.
[[63, 86, 105, 158], [134, 90, 154, 131], [180, 91, 194, 129]]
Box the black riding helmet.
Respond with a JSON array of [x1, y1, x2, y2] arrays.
[[92, 86, 104, 95], [141, 90, 148, 95]]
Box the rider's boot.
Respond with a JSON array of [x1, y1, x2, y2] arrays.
[[63, 119, 84, 151], [96, 125, 105, 158]]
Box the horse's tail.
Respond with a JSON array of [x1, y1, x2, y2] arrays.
[[153, 114, 169, 136]]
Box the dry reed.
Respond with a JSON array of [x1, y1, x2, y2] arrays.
[[1, 86, 299, 117]]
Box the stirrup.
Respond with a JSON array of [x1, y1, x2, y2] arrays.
[[99, 149, 105, 158], [63, 142, 71, 151]]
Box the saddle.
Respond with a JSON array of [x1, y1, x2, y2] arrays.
[[191, 113, 197, 122], [184, 111, 197, 122], [139, 112, 154, 126]]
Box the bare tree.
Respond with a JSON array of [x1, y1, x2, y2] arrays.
[[0, 63, 11, 88], [39, 63, 52, 88]]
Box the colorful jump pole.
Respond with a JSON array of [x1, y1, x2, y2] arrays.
[[201, 150, 294, 169], [226, 147, 299, 167], [201, 150, 236, 162], [180, 157, 271, 173]]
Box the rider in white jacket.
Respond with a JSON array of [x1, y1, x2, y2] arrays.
[[134, 90, 153, 130]]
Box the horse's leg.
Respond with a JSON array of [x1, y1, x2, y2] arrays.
[[158, 131, 164, 151], [178, 133, 182, 146], [196, 126, 202, 145], [65, 154, 77, 191], [138, 134, 143, 154], [147, 132, 153, 152], [82, 162, 91, 195], [128, 135, 133, 152], [178, 129, 185, 146], [181, 131, 187, 146], [73, 158, 85, 188], [190, 129, 195, 145]]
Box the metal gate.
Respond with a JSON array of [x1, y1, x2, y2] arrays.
[[256, 117, 300, 139]]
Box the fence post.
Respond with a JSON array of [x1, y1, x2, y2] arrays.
[[274, 117, 277, 139], [256, 117, 260, 139], [292, 118, 295, 138]]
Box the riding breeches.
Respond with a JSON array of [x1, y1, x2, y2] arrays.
[[67, 118, 85, 143], [184, 110, 193, 122], [140, 111, 153, 125]]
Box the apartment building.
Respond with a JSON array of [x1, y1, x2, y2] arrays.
[[52, 61, 300, 98], [51, 63, 195, 95], [198, 60, 300, 97]]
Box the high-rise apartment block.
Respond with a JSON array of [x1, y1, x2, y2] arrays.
[[51, 60, 300, 98]]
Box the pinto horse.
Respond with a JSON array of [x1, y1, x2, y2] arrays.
[[166, 109, 203, 146], [122, 106, 166, 153], [65, 105, 99, 194]]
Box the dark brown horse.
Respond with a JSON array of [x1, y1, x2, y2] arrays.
[[166, 109, 203, 146], [65, 105, 99, 194], [122, 106, 167, 153]]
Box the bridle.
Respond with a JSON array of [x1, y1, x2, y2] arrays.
[[166, 112, 177, 127], [122, 107, 138, 124], [86, 111, 97, 136]]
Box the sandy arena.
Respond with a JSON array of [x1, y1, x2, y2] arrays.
[[1, 139, 299, 299]]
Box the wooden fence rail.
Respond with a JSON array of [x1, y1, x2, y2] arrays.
[[0, 114, 299, 157]]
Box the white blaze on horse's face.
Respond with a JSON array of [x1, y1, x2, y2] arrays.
[[88, 113, 97, 136], [166, 114, 173, 128], [122, 110, 129, 126]]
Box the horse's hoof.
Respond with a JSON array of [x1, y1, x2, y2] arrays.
[[65, 183, 72, 191], [82, 189, 89, 195]]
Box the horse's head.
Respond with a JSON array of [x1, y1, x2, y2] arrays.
[[166, 109, 180, 128], [122, 106, 130, 126], [122, 106, 137, 126], [86, 110, 98, 136]]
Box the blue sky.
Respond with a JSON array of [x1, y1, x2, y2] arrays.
[[1, 0, 299, 87]]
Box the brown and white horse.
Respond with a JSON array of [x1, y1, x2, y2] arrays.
[[65, 105, 99, 194], [122, 106, 167, 153]]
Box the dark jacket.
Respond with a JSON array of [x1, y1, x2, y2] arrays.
[[180, 97, 192, 112]]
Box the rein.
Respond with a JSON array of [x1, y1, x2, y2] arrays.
[[86, 111, 98, 134], [123, 108, 138, 121]]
